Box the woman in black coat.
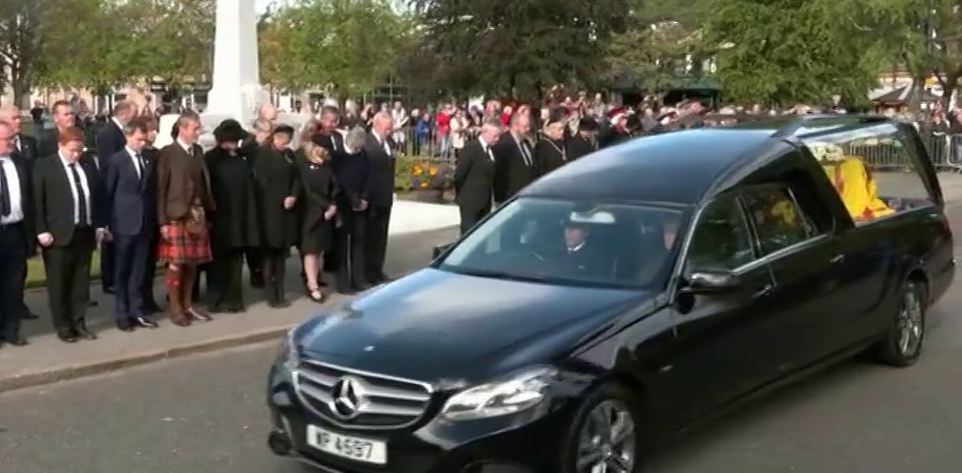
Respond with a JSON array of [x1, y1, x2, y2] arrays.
[[295, 123, 338, 302], [253, 124, 302, 308], [204, 119, 261, 313], [534, 111, 569, 178]]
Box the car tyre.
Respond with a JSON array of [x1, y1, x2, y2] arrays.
[[873, 279, 927, 367], [561, 382, 642, 473]]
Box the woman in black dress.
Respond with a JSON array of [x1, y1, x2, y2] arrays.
[[253, 123, 302, 308], [205, 119, 261, 313], [295, 123, 337, 302]]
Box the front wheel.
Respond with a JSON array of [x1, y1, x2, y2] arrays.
[[563, 382, 641, 473], [873, 279, 927, 367]]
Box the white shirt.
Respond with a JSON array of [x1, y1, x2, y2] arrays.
[[374, 133, 391, 156], [177, 139, 193, 155], [59, 154, 92, 225], [479, 139, 495, 161], [0, 156, 24, 224], [512, 132, 532, 166], [112, 117, 124, 132], [127, 146, 143, 179]]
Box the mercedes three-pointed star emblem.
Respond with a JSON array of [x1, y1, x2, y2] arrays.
[[329, 376, 365, 419]]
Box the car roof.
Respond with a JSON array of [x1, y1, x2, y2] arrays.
[[521, 115, 901, 206]]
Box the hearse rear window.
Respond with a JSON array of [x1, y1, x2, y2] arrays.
[[800, 123, 933, 225]]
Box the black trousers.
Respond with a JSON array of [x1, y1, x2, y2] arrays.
[[458, 203, 491, 235], [43, 227, 95, 336], [0, 223, 28, 340], [336, 211, 367, 290], [365, 205, 391, 281], [100, 240, 115, 291], [262, 248, 288, 303], [113, 232, 150, 322], [246, 248, 264, 284], [141, 228, 159, 308], [209, 248, 245, 310]]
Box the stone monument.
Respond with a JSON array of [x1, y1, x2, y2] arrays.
[[154, 0, 308, 149]]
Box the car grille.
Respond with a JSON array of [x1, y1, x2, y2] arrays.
[[293, 359, 434, 430]]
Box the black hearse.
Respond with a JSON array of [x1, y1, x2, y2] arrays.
[[267, 116, 953, 473]]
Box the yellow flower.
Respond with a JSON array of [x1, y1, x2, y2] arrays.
[[428, 167, 438, 176]]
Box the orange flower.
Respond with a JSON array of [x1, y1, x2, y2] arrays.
[[428, 167, 438, 176]]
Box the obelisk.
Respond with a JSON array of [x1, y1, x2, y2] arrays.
[[205, 0, 265, 125]]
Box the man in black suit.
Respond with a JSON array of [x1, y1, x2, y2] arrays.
[[566, 117, 599, 161], [332, 126, 370, 294], [492, 110, 537, 205], [96, 101, 137, 295], [455, 119, 502, 235], [0, 105, 41, 321], [33, 127, 109, 343], [38, 100, 76, 158], [0, 121, 35, 347], [103, 118, 158, 332], [361, 111, 395, 284]]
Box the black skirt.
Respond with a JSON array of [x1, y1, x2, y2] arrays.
[[299, 217, 333, 254]]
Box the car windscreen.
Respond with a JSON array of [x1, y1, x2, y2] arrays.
[[437, 197, 687, 289]]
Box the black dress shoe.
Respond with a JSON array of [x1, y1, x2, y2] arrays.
[[22, 312, 39, 320], [116, 323, 134, 332], [58, 334, 78, 343], [87, 300, 99, 307], [132, 317, 159, 329], [103, 287, 115, 295], [2, 337, 29, 346], [76, 329, 97, 340]]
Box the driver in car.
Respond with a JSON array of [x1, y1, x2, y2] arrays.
[[550, 218, 610, 278]]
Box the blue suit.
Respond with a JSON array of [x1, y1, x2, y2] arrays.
[[103, 148, 155, 322]]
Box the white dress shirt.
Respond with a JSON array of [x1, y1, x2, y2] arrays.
[[127, 146, 143, 179], [0, 156, 24, 225], [58, 154, 92, 225], [375, 133, 391, 156]]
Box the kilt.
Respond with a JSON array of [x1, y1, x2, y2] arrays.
[[157, 222, 212, 264]]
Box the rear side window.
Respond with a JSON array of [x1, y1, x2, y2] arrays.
[[801, 123, 934, 225], [687, 193, 755, 270], [741, 186, 818, 255]]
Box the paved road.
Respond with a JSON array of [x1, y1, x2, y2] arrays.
[[1, 210, 961, 473]]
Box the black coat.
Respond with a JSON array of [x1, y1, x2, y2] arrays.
[[566, 134, 597, 161], [362, 133, 395, 208], [492, 133, 536, 203], [331, 148, 370, 211], [37, 128, 59, 159], [204, 147, 261, 249], [295, 149, 337, 231], [454, 139, 495, 211], [533, 137, 567, 178], [4, 153, 36, 257], [253, 146, 301, 249], [96, 120, 126, 164], [32, 154, 105, 246], [14, 134, 39, 162]]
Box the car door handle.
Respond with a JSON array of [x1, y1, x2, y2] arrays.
[[752, 284, 773, 299], [830, 254, 845, 264]]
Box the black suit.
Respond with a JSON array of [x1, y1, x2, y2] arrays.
[[37, 128, 59, 159], [96, 120, 125, 293], [362, 132, 394, 282], [454, 139, 495, 235], [0, 153, 36, 342], [139, 147, 161, 311], [566, 133, 596, 161], [12, 134, 39, 318], [33, 154, 104, 337], [104, 148, 155, 323], [331, 147, 370, 290], [492, 133, 536, 204]]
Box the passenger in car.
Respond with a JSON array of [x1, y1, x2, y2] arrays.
[[812, 143, 894, 222]]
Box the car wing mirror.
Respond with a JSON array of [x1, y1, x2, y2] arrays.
[[432, 242, 454, 260], [684, 268, 741, 293]]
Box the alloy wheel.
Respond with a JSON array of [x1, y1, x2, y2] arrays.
[[897, 288, 924, 356], [575, 399, 636, 473]]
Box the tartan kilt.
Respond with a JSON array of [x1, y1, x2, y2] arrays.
[[157, 222, 212, 264]]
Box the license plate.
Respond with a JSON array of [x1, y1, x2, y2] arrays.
[[306, 425, 388, 465]]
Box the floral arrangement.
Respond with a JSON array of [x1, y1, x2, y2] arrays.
[[409, 161, 453, 191]]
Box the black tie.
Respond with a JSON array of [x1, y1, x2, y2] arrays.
[[0, 159, 10, 217], [69, 163, 88, 225], [135, 153, 144, 179]]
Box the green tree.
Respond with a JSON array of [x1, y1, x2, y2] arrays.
[[605, 0, 712, 93], [703, 0, 887, 105], [405, 0, 631, 101], [265, 0, 411, 96], [0, 0, 103, 105]]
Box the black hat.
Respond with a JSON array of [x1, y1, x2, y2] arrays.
[[578, 117, 598, 131], [213, 119, 248, 143]]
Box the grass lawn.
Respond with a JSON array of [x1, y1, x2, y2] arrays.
[[25, 250, 103, 288]]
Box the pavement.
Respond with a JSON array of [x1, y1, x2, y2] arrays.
[[0, 226, 459, 393]]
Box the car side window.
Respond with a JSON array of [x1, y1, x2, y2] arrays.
[[687, 193, 756, 270], [741, 186, 818, 255]]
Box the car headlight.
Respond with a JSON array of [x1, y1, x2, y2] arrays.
[[440, 366, 558, 421]]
